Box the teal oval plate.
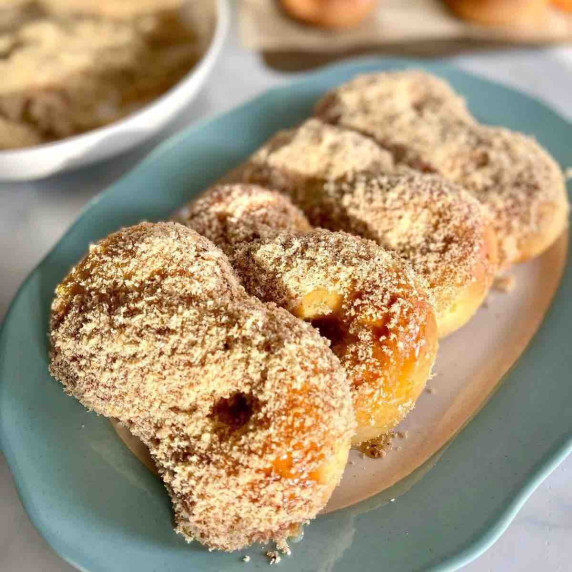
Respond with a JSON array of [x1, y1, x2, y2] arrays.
[[1, 58, 571, 572]]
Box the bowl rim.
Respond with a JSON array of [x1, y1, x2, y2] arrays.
[[0, 0, 230, 159]]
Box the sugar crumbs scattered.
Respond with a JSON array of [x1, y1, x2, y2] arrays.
[[266, 551, 281, 565], [358, 432, 393, 458], [493, 274, 516, 293]]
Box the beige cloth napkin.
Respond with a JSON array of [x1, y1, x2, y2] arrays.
[[240, 0, 572, 52]]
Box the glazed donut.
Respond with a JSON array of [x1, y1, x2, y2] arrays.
[[180, 187, 438, 445], [49, 222, 355, 551], [235, 120, 497, 336], [315, 70, 569, 266]]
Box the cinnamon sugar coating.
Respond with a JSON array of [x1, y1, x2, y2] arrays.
[[235, 118, 394, 203], [232, 230, 438, 444], [315, 70, 569, 265], [49, 222, 354, 551], [230, 117, 497, 335], [312, 172, 498, 335], [437, 126, 569, 265], [176, 184, 311, 257], [315, 70, 474, 171]]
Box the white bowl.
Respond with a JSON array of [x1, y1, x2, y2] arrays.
[[0, 0, 229, 181]]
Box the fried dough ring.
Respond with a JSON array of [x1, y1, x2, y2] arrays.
[[235, 120, 497, 336], [307, 172, 498, 337], [315, 70, 569, 266], [181, 186, 438, 444], [49, 222, 354, 551], [176, 183, 311, 257]]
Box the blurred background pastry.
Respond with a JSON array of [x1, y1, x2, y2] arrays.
[[552, 0, 572, 11], [279, 0, 378, 29], [443, 0, 549, 28]]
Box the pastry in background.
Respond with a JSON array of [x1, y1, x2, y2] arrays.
[[41, 0, 193, 43], [279, 0, 377, 29], [551, 0, 572, 11], [443, 0, 549, 29]]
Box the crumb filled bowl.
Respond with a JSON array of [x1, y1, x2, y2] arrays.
[[0, 0, 229, 181]]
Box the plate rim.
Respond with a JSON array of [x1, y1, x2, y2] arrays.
[[1, 56, 571, 572]]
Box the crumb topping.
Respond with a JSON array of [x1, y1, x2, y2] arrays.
[[177, 184, 311, 257], [493, 273, 516, 293], [0, 115, 42, 149], [42, 0, 184, 20], [266, 551, 281, 565], [182, 184, 437, 442], [239, 118, 394, 204], [49, 221, 354, 552], [230, 111, 496, 321], [315, 70, 568, 265], [0, 0, 198, 146], [438, 126, 568, 264], [317, 172, 496, 315], [232, 229, 436, 432], [358, 432, 393, 458], [315, 70, 474, 170]]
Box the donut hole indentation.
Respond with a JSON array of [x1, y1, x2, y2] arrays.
[[311, 315, 346, 348], [211, 392, 258, 432], [294, 288, 347, 349]]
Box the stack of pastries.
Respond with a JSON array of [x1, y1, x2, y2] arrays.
[[49, 71, 568, 552]]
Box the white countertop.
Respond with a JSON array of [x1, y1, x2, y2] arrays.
[[0, 21, 571, 572]]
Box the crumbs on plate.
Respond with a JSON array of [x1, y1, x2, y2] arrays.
[[493, 274, 516, 293]]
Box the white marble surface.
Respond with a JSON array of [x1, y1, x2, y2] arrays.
[[1, 17, 571, 572]]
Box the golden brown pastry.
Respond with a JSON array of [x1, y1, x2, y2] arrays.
[[234, 119, 394, 206], [313, 173, 499, 337], [49, 221, 354, 551], [181, 185, 438, 445], [235, 120, 498, 336], [444, 0, 549, 28], [234, 229, 438, 445], [315, 70, 569, 266], [279, 0, 378, 29], [176, 183, 311, 257]]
